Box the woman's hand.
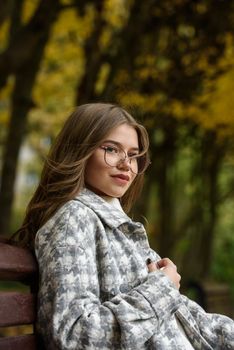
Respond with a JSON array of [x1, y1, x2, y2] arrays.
[[147, 257, 181, 290]]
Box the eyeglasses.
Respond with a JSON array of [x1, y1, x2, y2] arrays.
[[100, 144, 150, 174]]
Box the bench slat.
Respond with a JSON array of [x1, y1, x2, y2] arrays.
[[0, 292, 36, 327], [0, 241, 38, 348], [0, 334, 37, 350], [0, 243, 37, 281]]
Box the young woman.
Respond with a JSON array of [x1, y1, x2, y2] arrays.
[[15, 103, 233, 349]]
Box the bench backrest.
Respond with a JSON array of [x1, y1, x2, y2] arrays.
[[0, 240, 38, 350]]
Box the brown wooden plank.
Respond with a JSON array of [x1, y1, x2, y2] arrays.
[[0, 237, 10, 243], [0, 243, 38, 281], [0, 334, 37, 350], [0, 292, 36, 326]]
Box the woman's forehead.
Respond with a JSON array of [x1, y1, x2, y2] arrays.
[[104, 124, 139, 148]]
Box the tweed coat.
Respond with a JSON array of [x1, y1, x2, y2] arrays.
[[35, 189, 234, 349]]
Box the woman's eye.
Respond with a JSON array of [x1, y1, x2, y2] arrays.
[[104, 146, 118, 154]]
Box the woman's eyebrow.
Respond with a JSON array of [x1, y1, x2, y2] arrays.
[[103, 140, 139, 151]]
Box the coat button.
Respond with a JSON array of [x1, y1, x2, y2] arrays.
[[110, 288, 116, 296], [119, 283, 129, 293]]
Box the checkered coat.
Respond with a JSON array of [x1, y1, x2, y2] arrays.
[[35, 189, 234, 349]]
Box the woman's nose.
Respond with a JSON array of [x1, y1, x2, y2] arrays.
[[117, 156, 131, 170]]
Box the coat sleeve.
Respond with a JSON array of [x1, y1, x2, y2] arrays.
[[36, 205, 182, 350], [181, 295, 234, 349]]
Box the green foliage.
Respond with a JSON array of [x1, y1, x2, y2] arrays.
[[212, 196, 234, 296]]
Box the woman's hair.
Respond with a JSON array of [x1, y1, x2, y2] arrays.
[[13, 103, 150, 249]]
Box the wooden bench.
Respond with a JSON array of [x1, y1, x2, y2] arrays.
[[186, 280, 234, 319], [0, 239, 38, 350]]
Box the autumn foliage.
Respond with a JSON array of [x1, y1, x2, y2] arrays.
[[0, 0, 234, 297]]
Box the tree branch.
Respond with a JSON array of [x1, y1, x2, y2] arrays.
[[0, 0, 61, 90]]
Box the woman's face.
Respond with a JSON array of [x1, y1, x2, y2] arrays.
[[85, 123, 139, 198]]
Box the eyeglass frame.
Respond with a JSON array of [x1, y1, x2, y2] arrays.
[[99, 143, 151, 174]]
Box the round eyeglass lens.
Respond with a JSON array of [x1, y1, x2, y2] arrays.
[[103, 146, 150, 174]]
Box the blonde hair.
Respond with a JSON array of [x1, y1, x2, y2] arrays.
[[13, 103, 150, 249]]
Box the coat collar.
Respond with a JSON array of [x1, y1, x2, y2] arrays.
[[74, 188, 132, 228]]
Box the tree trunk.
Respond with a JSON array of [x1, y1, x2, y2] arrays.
[[0, 0, 60, 235], [181, 131, 224, 283], [199, 131, 224, 278], [152, 119, 178, 258], [75, 0, 105, 105], [0, 0, 60, 90], [0, 0, 14, 27]]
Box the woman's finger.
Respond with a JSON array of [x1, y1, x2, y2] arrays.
[[157, 257, 176, 269], [146, 258, 157, 272]]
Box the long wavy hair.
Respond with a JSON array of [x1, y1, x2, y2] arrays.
[[13, 103, 150, 249]]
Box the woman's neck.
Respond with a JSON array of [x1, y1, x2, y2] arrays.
[[100, 195, 123, 211]]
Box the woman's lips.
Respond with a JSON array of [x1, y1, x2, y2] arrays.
[[111, 174, 130, 184]]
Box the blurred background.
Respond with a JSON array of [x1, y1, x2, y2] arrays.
[[0, 0, 234, 318]]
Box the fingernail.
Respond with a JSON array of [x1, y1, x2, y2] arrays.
[[146, 258, 152, 265]]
